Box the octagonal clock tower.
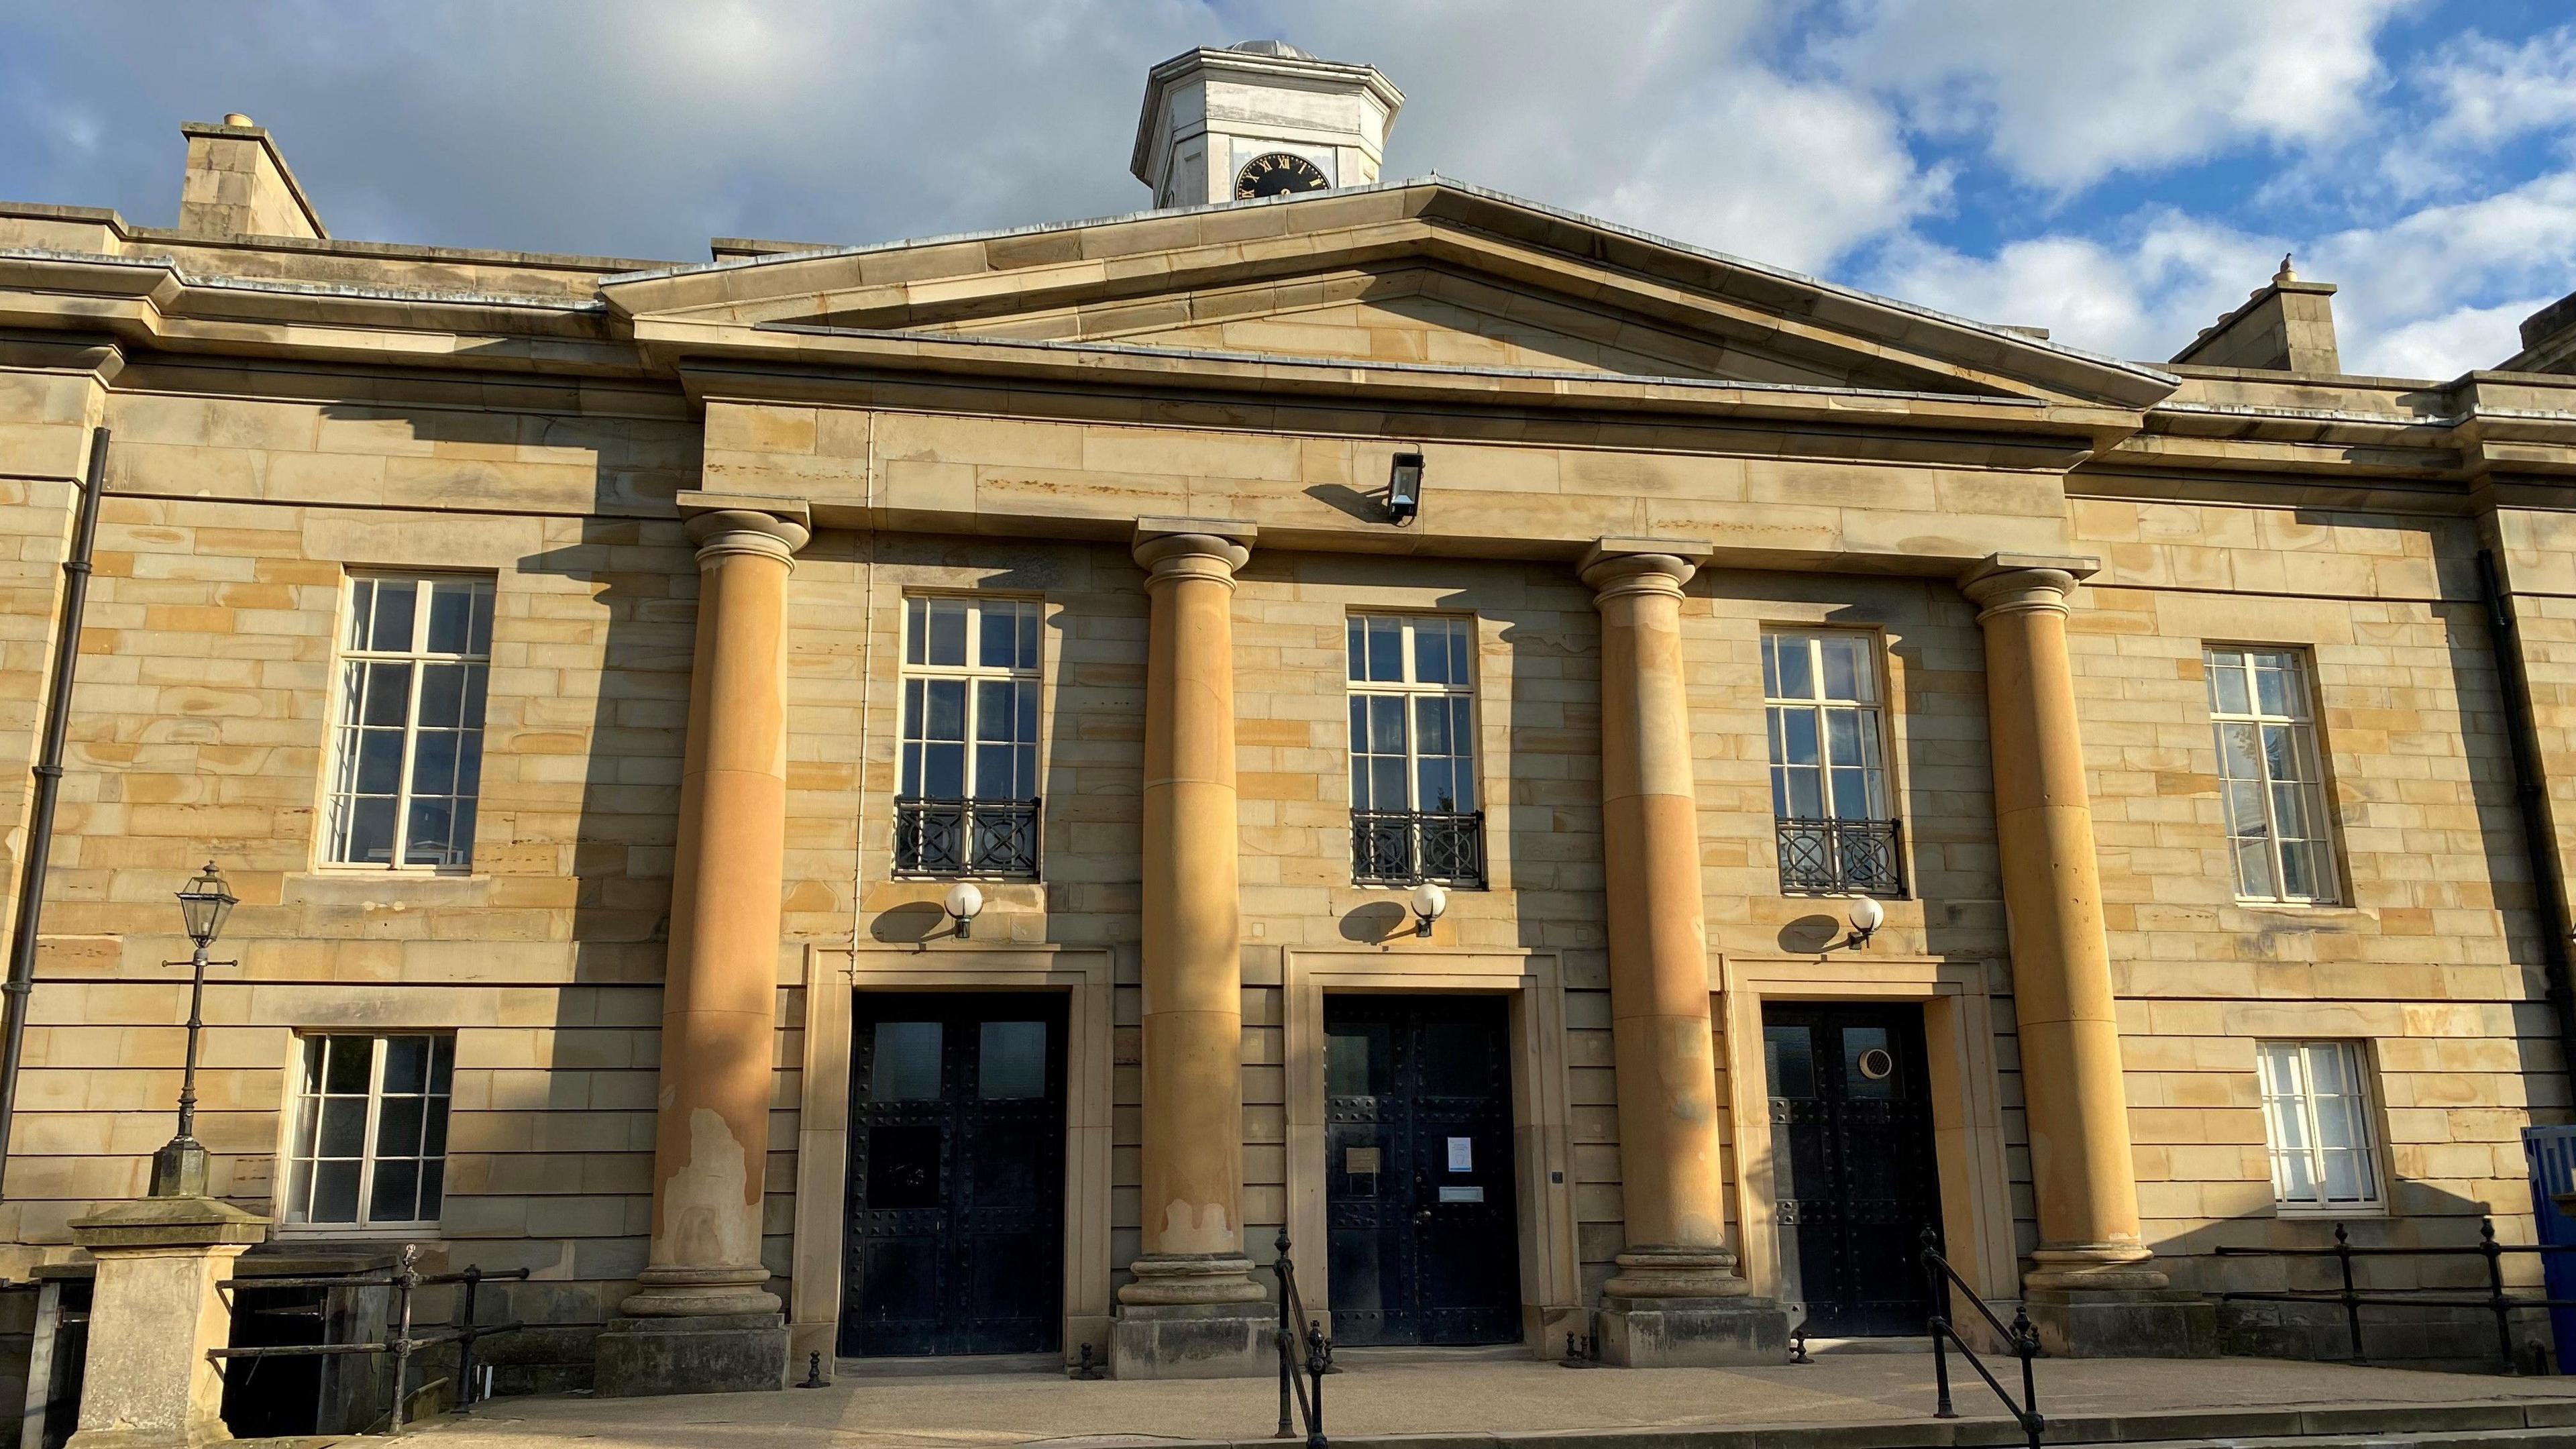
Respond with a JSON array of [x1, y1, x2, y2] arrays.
[[1131, 40, 1405, 209]]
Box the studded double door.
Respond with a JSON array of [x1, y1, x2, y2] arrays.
[[1324, 995, 1521, 1346], [841, 993, 1066, 1356], [1763, 1001, 1941, 1336]]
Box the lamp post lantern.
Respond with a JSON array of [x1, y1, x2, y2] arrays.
[[150, 861, 235, 1198]]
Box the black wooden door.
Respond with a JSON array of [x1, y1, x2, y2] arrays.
[[1763, 1002, 1940, 1336], [1324, 995, 1521, 1346], [842, 993, 1065, 1356]]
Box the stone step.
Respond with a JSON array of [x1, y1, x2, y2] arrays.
[[1228, 1399, 2576, 1449]]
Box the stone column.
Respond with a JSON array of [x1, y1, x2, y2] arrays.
[[66, 1196, 268, 1449], [597, 504, 810, 1396], [1580, 541, 1784, 1367], [1112, 518, 1271, 1379], [1961, 555, 2210, 1357]]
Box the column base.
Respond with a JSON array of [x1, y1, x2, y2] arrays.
[[2025, 1286, 2217, 1358], [1110, 1302, 1276, 1379], [592, 1312, 788, 1397], [1596, 1295, 1790, 1366], [1116, 1253, 1266, 1306]]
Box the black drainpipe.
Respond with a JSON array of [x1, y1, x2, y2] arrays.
[[2477, 547, 2576, 1081], [0, 426, 108, 1201]]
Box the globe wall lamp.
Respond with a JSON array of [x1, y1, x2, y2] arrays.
[[1409, 881, 1448, 938], [152, 860, 236, 1198], [1842, 894, 1884, 951], [944, 881, 985, 941]]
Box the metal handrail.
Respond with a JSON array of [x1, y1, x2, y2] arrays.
[[2214, 1216, 2576, 1370], [1922, 1227, 2043, 1449], [1273, 1230, 1330, 1449], [1350, 809, 1485, 888], [892, 796, 1041, 878], [211, 1244, 529, 1434]]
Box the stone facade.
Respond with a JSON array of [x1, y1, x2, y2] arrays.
[[3, 53, 2576, 1401]]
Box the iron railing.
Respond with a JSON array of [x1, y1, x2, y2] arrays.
[[1351, 810, 1485, 888], [1273, 1230, 1331, 1448], [1778, 817, 1904, 896], [893, 798, 1040, 878], [2214, 1217, 2576, 1371], [1922, 1228, 2042, 1449], [211, 1244, 529, 1434]]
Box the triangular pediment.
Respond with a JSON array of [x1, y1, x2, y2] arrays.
[[601, 180, 2174, 411]]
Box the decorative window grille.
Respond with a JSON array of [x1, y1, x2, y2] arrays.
[[895, 596, 1042, 877], [324, 574, 494, 869], [2256, 1040, 2383, 1211], [1346, 614, 1484, 887], [2205, 647, 2337, 904], [285, 1034, 453, 1229], [1764, 630, 1902, 896]]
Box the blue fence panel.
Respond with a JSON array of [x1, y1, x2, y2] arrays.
[[2523, 1124, 2576, 1374]]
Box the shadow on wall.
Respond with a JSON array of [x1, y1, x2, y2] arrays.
[[2153, 1185, 2549, 1371]]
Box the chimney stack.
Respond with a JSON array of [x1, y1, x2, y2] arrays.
[[2169, 256, 2339, 374], [177, 115, 328, 240]]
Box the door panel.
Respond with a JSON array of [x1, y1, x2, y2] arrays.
[[843, 993, 1066, 1356], [1764, 1002, 1939, 1337], [1324, 995, 1519, 1347]]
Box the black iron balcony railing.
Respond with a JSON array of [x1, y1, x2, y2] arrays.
[[1352, 809, 1485, 888], [1776, 816, 1904, 897], [894, 797, 1040, 878]]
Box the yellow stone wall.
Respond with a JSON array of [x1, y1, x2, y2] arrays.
[[0, 366, 2564, 1363]]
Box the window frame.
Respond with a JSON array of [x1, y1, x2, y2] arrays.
[[318, 571, 495, 874], [1760, 628, 1894, 825], [1345, 612, 1481, 816], [893, 594, 1045, 881], [2254, 1038, 2385, 1216], [278, 1032, 455, 1235], [2203, 644, 2340, 906]]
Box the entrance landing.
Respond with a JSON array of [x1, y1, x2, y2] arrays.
[[412, 1356, 2576, 1449]]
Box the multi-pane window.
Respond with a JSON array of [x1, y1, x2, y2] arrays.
[[2205, 647, 2336, 904], [896, 596, 1042, 877], [325, 574, 493, 869], [1346, 614, 1483, 886], [2256, 1040, 2382, 1212], [1763, 631, 1901, 896], [284, 1034, 453, 1229]]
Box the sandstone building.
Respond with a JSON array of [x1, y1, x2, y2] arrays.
[[1, 41, 2572, 1398]]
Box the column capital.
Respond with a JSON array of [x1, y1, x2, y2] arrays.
[[1133, 516, 1254, 585], [1960, 553, 2097, 619], [685, 506, 810, 566], [1579, 537, 1705, 602]]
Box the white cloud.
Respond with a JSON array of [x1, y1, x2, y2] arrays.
[[1589, 68, 1947, 272], [1825, 0, 2406, 191], [1866, 211, 2282, 362], [2423, 24, 2576, 146], [2353, 299, 2548, 378]]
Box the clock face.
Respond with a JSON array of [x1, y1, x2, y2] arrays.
[[1236, 152, 1330, 201]]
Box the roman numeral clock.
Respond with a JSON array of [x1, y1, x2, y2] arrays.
[[1236, 152, 1330, 199]]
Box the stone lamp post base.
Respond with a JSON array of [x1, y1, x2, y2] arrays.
[[66, 1195, 270, 1449]]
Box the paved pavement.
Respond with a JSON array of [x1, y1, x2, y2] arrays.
[[412, 1353, 2576, 1449]]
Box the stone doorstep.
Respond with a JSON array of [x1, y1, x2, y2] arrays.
[[1106, 1399, 2576, 1449]]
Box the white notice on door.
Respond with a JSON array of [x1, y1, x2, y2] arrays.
[[1447, 1136, 1472, 1171]]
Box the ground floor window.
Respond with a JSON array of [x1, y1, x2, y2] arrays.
[[284, 1034, 454, 1229], [2256, 1039, 2382, 1212]]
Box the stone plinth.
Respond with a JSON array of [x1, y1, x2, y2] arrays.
[[2028, 1287, 2219, 1360], [1596, 1295, 1790, 1367], [66, 1195, 269, 1449], [593, 1313, 790, 1397], [1109, 1303, 1277, 1380]]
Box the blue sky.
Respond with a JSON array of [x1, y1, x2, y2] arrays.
[[7, 0, 2576, 376]]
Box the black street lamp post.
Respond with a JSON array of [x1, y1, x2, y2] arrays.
[[150, 861, 235, 1199]]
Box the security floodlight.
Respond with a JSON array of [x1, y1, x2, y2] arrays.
[[1386, 451, 1424, 525]]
